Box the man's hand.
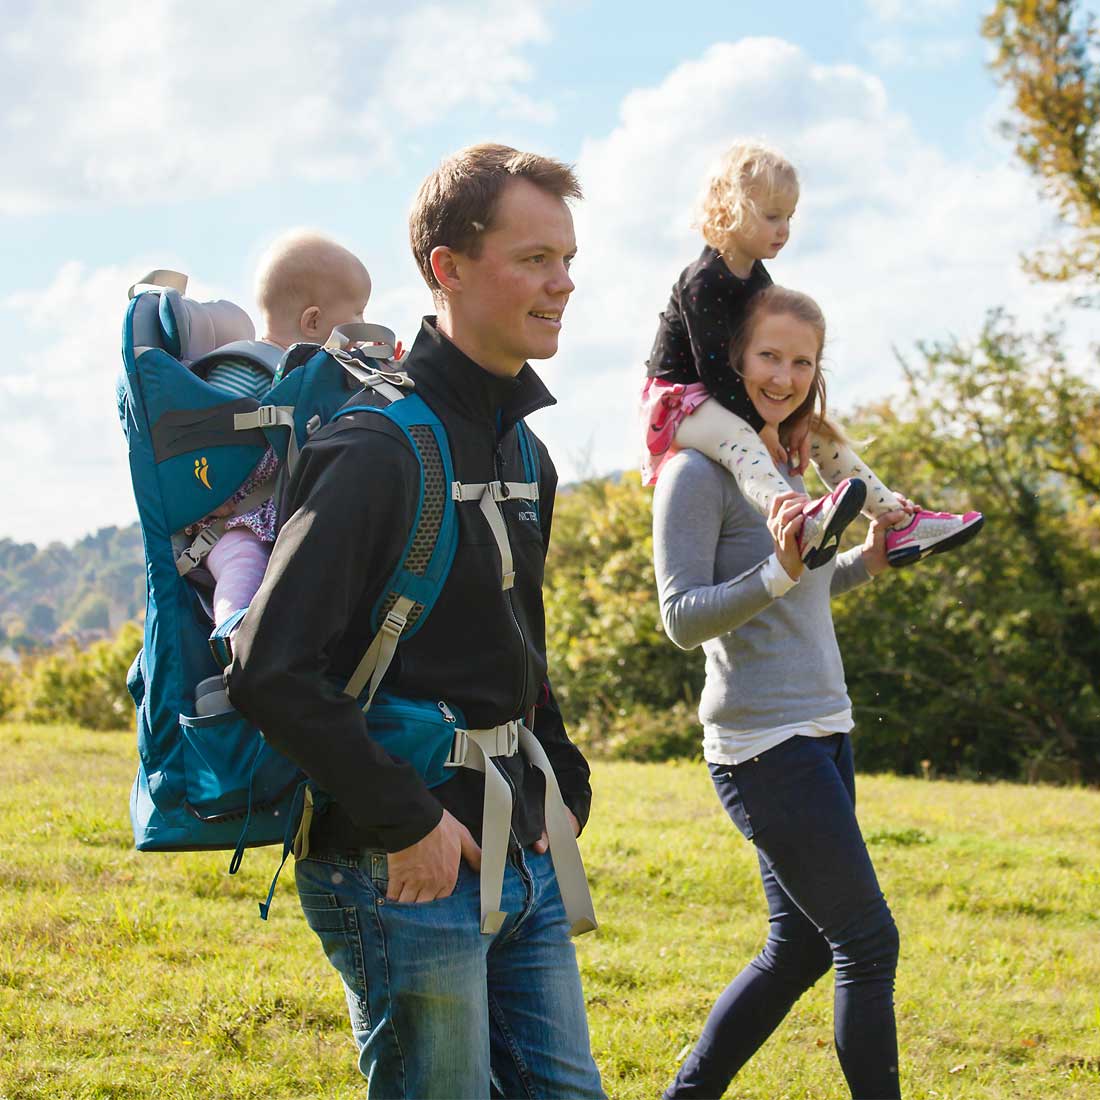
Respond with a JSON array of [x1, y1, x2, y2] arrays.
[[531, 807, 580, 854], [386, 809, 481, 903], [758, 423, 788, 467], [767, 491, 808, 582]]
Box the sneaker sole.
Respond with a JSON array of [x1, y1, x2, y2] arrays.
[[887, 514, 985, 568], [803, 481, 868, 570]]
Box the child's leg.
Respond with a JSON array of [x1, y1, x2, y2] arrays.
[[205, 528, 271, 626], [809, 433, 903, 520], [674, 400, 791, 516]]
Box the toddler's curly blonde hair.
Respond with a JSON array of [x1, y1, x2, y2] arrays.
[[696, 141, 799, 252]]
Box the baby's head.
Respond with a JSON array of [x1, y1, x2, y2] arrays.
[[697, 141, 799, 263], [729, 285, 835, 439], [254, 230, 372, 347]]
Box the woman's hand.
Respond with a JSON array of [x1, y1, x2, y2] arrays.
[[767, 491, 807, 582], [861, 506, 908, 576]]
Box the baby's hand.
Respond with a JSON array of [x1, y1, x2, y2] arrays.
[[758, 424, 788, 467]]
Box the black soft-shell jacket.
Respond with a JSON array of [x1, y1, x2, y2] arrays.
[[228, 318, 592, 855]]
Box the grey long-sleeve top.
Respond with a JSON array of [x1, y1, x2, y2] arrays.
[[653, 450, 873, 752]]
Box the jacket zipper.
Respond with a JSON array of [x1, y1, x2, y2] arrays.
[[495, 439, 529, 718]]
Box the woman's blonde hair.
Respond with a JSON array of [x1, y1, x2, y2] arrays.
[[696, 141, 799, 252], [728, 285, 844, 443]]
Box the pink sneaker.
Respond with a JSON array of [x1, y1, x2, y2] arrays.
[[886, 509, 984, 567], [799, 478, 867, 570]]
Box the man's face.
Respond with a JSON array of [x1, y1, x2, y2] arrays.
[[444, 178, 577, 377]]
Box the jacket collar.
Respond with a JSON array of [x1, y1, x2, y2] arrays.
[[402, 317, 557, 432]]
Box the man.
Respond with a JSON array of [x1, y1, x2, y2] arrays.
[[228, 144, 604, 1099]]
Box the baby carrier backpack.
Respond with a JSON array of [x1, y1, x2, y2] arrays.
[[117, 271, 551, 920]]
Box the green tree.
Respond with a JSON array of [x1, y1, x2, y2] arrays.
[[544, 477, 703, 756], [835, 310, 1100, 781], [983, 0, 1100, 288]]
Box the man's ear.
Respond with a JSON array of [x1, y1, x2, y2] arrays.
[[430, 246, 462, 296], [298, 305, 323, 339]]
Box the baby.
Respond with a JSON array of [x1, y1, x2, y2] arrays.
[[201, 231, 373, 626]]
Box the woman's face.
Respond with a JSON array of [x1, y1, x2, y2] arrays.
[[739, 311, 819, 429]]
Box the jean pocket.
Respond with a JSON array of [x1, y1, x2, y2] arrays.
[[709, 763, 760, 842], [297, 889, 371, 1031], [367, 852, 475, 909]]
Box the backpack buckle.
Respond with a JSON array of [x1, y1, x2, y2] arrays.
[[445, 729, 469, 768], [253, 405, 280, 428], [176, 527, 219, 574]]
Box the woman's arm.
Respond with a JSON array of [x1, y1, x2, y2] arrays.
[[653, 453, 805, 649], [831, 511, 901, 596]]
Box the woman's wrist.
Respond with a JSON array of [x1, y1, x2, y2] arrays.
[[762, 553, 801, 596]]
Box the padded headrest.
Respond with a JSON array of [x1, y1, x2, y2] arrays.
[[157, 289, 255, 363]]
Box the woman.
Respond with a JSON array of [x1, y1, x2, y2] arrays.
[[652, 286, 905, 1099]]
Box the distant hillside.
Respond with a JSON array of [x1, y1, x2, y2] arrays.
[[0, 525, 145, 650], [0, 469, 632, 653]]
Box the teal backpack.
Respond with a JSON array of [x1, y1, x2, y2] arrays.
[[117, 272, 540, 915]]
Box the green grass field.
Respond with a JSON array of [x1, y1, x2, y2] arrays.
[[1, 724, 1098, 1099]]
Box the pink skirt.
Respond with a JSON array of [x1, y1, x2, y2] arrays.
[[639, 378, 711, 486]]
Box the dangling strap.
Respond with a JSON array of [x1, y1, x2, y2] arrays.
[[444, 720, 597, 937], [256, 780, 311, 920], [445, 721, 522, 934], [343, 595, 417, 710], [451, 480, 539, 590], [175, 477, 275, 576], [518, 726, 598, 936]]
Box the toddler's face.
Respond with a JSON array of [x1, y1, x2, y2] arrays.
[[729, 188, 797, 262]]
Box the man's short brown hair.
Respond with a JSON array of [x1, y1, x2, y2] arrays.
[[409, 143, 582, 296]]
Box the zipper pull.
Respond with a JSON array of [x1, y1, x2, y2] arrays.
[[438, 701, 457, 723]]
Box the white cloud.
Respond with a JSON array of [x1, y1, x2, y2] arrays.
[[0, 0, 553, 214], [868, 35, 971, 69], [866, 0, 963, 23], [0, 260, 233, 545], [530, 36, 1078, 485], [7, 34, 1090, 545]]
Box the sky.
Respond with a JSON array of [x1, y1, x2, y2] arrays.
[[2, 0, 1094, 546]]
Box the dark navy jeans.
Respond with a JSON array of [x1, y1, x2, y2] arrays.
[[665, 733, 901, 1100]]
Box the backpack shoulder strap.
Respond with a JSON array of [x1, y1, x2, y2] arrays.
[[337, 381, 458, 710], [449, 418, 541, 590]]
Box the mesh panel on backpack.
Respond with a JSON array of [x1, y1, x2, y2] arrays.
[[376, 424, 445, 631]]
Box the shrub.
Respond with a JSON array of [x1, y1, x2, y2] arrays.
[[7, 622, 142, 731]]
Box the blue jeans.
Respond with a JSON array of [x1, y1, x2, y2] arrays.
[[665, 733, 900, 1100], [295, 845, 605, 1099]]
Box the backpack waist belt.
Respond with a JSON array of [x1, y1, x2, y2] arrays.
[[445, 719, 597, 937]]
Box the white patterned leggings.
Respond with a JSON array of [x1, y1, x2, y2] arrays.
[[675, 399, 901, 519]]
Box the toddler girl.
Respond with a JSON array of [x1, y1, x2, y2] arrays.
[[642, 141, 982, 568]]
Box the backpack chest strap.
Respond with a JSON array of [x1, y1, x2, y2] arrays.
[[444, 720, 597, 938], [451, 480, 539, 590]]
